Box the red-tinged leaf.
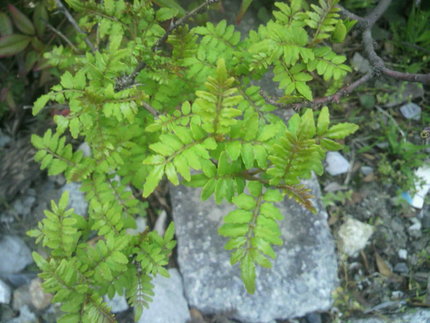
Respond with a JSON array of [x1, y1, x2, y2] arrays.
[[8, 5, 35, 35], [0, 12, 13, 36], [33, 3, 48, 37], [31, 37, 44, 52], [24, 50, 38, 73], [0, 34, 31, 57]]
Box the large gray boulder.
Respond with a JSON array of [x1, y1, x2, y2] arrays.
[[170, 176, 338, 323]]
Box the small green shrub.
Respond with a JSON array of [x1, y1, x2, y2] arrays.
[[28, 0, 358, 321]]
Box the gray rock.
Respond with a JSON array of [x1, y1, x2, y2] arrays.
[[104, 292, 129, 313], [2, 272, 36, 288], [0, 129, 12, 148], [0, 236, 33, 274], [12, 284, 32, 311], [170, 176, 338, 323], [62, 182, 87, 216], [393, 263, 408, 274], [360, 166, 374, 176], [0, 279, 11, 304], [138, 268, 190, 323], [29, 278, 52, 310], [349, 308, 430, 322], [6, 305, 38, 323], [325, 152, 350, 176], [400, 102, 421, 120]]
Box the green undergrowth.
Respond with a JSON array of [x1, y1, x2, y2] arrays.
[[26, 0, 359, 321]]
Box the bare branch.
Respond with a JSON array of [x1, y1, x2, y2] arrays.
[[46, 23, 79, 53], [363, 0, 392, 27], [380, 67, 430, 84], [54, 0, 96, 52], [269, 0, 430, 112], [336, 5, 365, 25], [142, 102, 159, 117], [262, 72, 374, 111]]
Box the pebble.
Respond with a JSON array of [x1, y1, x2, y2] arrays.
[[391, 291, 404, 299], [398, 249, 407, 260], [12, 284, 32, 311], [7, 305, 38, 323], [408, 218, 422, 238], [305, 312, 322, 323], [0, 236, 33, 274], [338, 218, 374, 256], [393, 263, 409, 274], [0, 279, 11, 304], [325, 152, 350, 176], [29, 278, 52, 310], [399, 102, 421, 120], [360, 166, 374, 176]]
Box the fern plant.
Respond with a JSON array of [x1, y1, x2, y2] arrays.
[[28, 0, 358, 321]]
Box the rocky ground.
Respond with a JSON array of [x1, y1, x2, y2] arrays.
[[1, 1, 430, 323]]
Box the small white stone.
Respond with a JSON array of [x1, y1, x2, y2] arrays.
[[400, 102, 421, 120], [0, 279, 11, 304], [409, 218, 422, 231], [154, 210, 167, 235], [325, 152, 350, 176], [411, 166, 430, 209], [338, 218, 374, 256], [391, 291, 404, 299], [398, 249, 408, 260]]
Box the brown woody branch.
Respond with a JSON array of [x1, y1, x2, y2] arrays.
[[340, 0, 430, 84], [268, 0, 430, 112]]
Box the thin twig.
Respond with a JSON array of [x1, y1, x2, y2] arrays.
[[262, 72, 374, 111], [153, 0, 219, 51], [119, 0, 219, 91], [46, 23, 79, 53], [142, 102, 159, 117], [336, 5, 365, 25], [54, 0, 96, 52], [347, 0, 430, 85]]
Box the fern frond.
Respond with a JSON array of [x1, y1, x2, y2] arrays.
[[272, 1, 307, 27], [267, 110, 324, 184], [135, 222, 176, 277], [27, 192, 82, 257], [306, 0, 341, 44], [81, 173, 139, 236], [218, 182, 285, 293], [307, 46, 351, 81], [32, 130, 96, 181]]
